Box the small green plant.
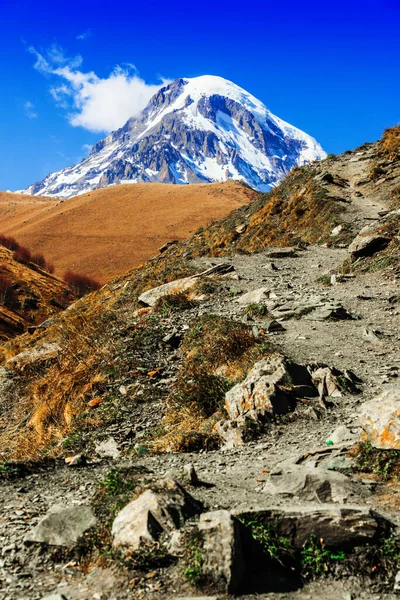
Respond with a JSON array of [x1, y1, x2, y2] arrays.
[[184, 530, 204, 586], [315, 274, 331, 286], [102, 468, 137, 496], [353, 441, 400, 480], [238, 514, 295, 565], [244, 303, 270, 318], [301, 534, 345, 579]]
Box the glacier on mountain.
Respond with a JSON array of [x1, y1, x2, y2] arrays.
[[19, 75, 326, 198]]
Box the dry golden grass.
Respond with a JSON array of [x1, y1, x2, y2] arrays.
[[0, 246, 73, 342], [379, 125, 400, 160], [176, 166, 346, 259], [151, 315, 274, 453], [0, 182, 257, 282]]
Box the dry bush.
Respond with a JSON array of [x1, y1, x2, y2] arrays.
[[153, 291, 195, 313], [0, 235, 20, 251], [31, 253, 55, 274], [181, 314, 261, 371], [63, 270, 102, 298], [13, 246, 32, 265]]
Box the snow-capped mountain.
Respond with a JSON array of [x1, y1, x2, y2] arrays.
[[19, 76, 326, 198]]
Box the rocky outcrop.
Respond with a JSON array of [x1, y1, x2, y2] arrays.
[[348, 224, 391, 258], [360, 387, 400, 449], [111, 480, 203, 552]]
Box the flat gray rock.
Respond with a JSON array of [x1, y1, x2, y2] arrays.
[[24, 504, 96, 546]]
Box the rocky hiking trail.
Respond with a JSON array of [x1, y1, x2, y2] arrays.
[[2, 241, 400, 599], [1, 136, 400, 600]]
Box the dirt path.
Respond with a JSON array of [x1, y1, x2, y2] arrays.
[[1, 154, 399, 599]]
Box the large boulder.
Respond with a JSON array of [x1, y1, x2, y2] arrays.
[[199, 510, 247, 594], [138, 263, 234, 307], [235, 504, 389, 550], [348, 224, 390, 258], [224, 355, 311, 421], [24, 504, 96, 546], [112, 480, 202, 552], [263, 464, 369, 503], [360, 387, 400, 449]]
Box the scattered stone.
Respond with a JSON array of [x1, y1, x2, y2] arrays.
[[326, 425, 356, 445], [263, 261, 279, 271], [236, 287, 269, 305], [264, 320, 286, 333], [331, 224, 343, 236], [95, 437, 121, 459], [363, 327, 382, 344], [199, 510, 246, 593], [65, 454, 86, 467], [40, 595, 69, 600], [163, 330, 183, 349], [24, 505, 96, 546], [264, 248, 298, 258], [235, 224, 247, 234], [183, 463, 199, 486], [305, 302, 356, 321], [172, 597, 220, 600], [112, 480, 203, 552], [214, 418, 246, 449], [159, 240, 178, 253], [119, 385, 127, 395], [6, 342, 60, 370], [393, 570, 400, 593], [309, 365, 361, 400], [360, 387, 400, 449]]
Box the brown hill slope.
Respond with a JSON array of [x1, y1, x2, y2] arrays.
[[0, 182, 257, 282], [0, 246, 74, 341]]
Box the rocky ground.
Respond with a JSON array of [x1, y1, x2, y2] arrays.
[[1, 136, 400, 600]]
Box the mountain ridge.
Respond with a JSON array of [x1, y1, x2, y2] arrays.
[[18, 75, 326, 198]]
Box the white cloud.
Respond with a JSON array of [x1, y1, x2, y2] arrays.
[[24, 101, 38, 119], [82, 143, 93, 154], [28, 44, 170, 133], [76, 29, 92, 41]]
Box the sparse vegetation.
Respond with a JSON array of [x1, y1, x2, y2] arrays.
[[244, 302, 270, 318], [351, 441, 400, 480], [183, 529, 205, 586], [238, 513, 295, 566], [300, 534, 345, 579], [315, 274, 332, 286], [154, 290, 195, 313]]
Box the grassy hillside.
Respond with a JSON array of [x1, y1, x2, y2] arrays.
[[0, 181, 257, 282]]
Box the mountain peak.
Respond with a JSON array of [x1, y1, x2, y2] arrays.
[[18, 75, 326, 198]]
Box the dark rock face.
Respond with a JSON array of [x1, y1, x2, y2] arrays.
[[20, 76, 325, 198]]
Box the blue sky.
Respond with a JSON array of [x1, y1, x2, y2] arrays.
[[1, 0, 399, 190]]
